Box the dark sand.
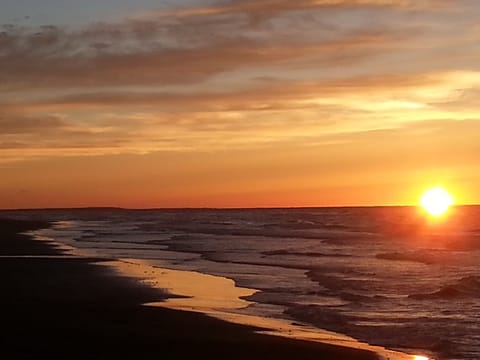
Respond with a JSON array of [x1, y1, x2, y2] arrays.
[[0, 218, 380, 359]]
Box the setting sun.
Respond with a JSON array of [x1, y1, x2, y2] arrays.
[[420, 187, 454, 217]]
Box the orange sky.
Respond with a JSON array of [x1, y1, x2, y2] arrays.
[[1, 1, 479, 208]]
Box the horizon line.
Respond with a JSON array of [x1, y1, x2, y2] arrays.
[[1, 204, 478, 212]]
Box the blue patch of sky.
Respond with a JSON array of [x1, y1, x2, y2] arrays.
[[0, 0, 210, 27]]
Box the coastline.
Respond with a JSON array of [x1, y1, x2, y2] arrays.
[[0, 217, 382, 359], [106, 258, 414, 360]]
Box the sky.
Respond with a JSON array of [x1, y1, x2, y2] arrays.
[[1, 0, 480, 209]]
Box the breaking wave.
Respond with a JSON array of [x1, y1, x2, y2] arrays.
[[410, 276, 480, 300]]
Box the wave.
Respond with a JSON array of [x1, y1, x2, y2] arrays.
[[186, 227, 375, 242], [375, 251, 444, 265], [285, 304, 352, 331], [444, 235, 480, 251], [305, 269, 381, 304], [409, 276, 480, 300], [262, 249, 352, 258]]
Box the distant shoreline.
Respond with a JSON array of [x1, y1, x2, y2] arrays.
[[4, 204, 479, 212]]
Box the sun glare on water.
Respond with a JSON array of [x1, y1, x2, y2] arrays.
[[420, 187, 453, 217]]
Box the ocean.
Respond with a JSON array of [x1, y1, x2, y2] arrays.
[[4, 206, 480, 360]]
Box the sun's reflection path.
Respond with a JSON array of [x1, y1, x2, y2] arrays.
[[413, 356, 429, 360]]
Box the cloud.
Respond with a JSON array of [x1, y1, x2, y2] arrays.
[[0, 0, 477, 164], [148, 0, 449, 20], [0, 112, 65, 135], [5, 71, 442, 112], [0, 0, 413, 92], [0, 0, 467, 98], [0, 108, 131, 158], [1, 67, 474, 160]]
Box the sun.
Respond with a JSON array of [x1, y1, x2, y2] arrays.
[[420, 187, 453, 217]]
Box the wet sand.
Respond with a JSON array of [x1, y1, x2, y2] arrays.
[[0, 218, 380, 359]]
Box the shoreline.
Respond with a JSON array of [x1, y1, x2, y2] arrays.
[[0, 217, 382, 359], [104, 258, 417, 360], [35, 221, 422, 360]]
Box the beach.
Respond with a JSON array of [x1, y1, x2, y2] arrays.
[[0, 218, 380, 359]]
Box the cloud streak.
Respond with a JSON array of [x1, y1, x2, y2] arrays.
[[1, 0, 479, 163], [0, 113, 64, 135], [0, 21, 399, 92], [148, 0, 450, 20]]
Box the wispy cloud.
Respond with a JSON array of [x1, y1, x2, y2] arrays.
[[145, 0, 450, 20], [0, 112, 65, 135], [1, 0, 479, 163], [0, 15, 400, 91]]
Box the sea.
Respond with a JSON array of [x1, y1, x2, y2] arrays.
[[3, 206, 480, 360]]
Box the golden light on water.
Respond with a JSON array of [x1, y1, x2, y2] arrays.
[[420, 187, 454, 217], [413, 356, 430, 360]]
